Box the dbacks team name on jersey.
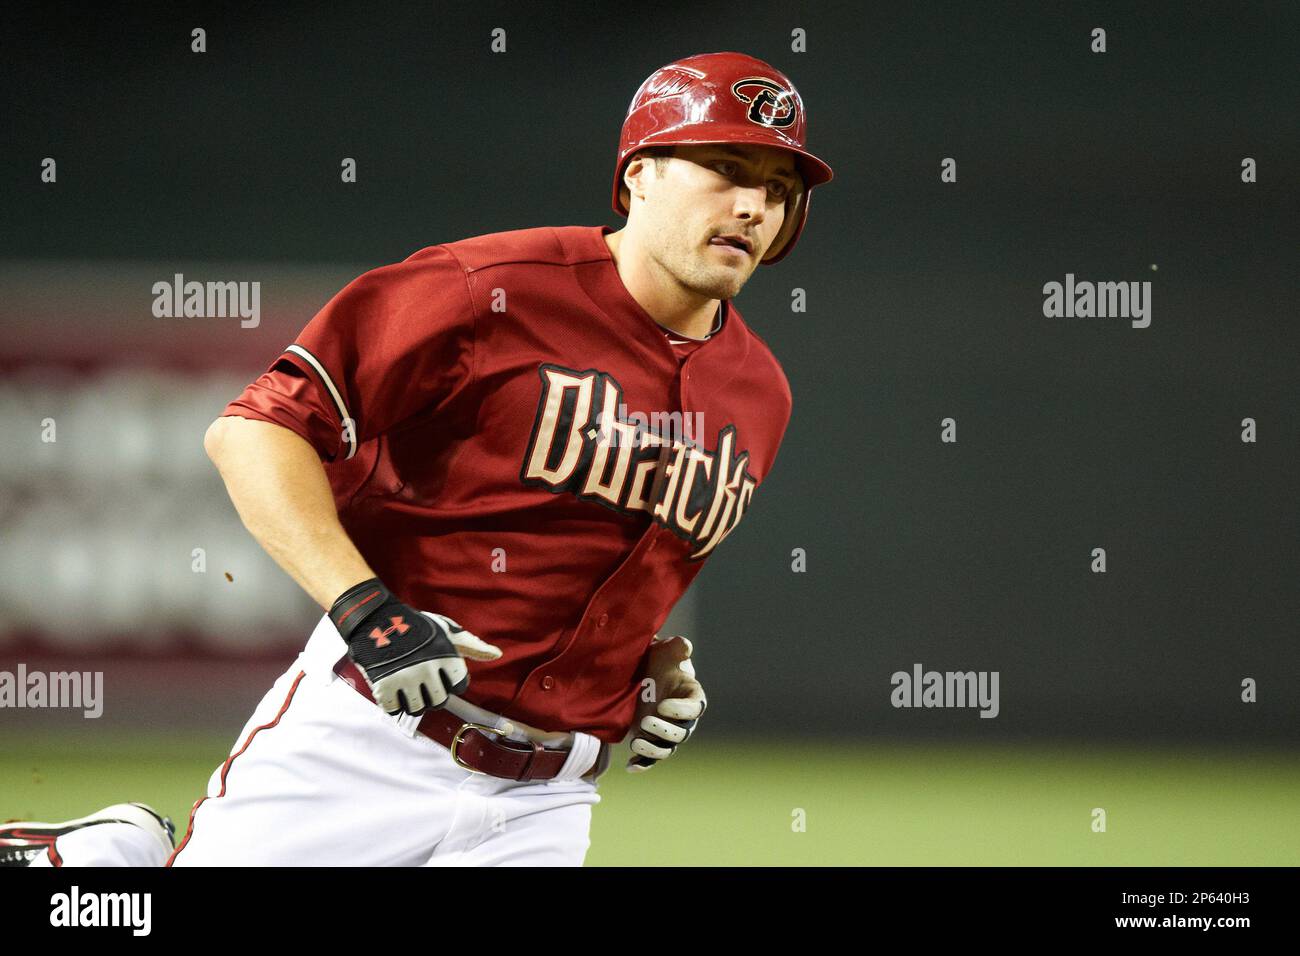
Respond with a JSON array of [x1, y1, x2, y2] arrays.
[[521, 364, 758, 560]]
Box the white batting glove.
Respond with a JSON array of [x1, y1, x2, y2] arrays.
[[627, 635, 707, 772]]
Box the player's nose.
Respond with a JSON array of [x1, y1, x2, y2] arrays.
[[728, 191, 764, 235], [730, 186, 768, 228]]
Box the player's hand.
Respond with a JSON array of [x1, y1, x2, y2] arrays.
[[328, 578, 502, 716], [627, 634, 707, 773]]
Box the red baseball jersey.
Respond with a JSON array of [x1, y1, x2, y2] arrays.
[[222, 225, 792, 743]]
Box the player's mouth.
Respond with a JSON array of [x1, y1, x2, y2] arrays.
[[708, 233, 753, 259]]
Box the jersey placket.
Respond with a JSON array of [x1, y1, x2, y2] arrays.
[[510, 364, 695, 708]]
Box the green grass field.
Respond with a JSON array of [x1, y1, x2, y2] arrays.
[[3, 734, 1297, 865]]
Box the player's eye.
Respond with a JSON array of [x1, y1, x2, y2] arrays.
[[714, 159, 792, 201]]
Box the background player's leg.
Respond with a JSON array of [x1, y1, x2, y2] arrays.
[[422, 780, 601, 867]]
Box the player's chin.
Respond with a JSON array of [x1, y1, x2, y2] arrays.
[[715, 273, 749, 298], [694, 264, 745, 297]]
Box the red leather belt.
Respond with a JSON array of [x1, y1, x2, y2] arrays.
[[333, 658, 610, 783]]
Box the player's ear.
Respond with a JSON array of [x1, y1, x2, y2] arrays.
[[623, 149, 664, 208], [622, 156, 647, 208]]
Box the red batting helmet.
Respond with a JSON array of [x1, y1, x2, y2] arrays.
[[612, 51, 834, 264]]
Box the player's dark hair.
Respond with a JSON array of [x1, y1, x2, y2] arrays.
[[637, 145, 675, 175]]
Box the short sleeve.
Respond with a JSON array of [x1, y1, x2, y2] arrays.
[[220, 245, 475, 462]]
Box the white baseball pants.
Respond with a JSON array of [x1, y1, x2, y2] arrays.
[[39, 614, 603, 867]]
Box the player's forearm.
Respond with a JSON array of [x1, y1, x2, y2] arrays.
[[204, 415, 376, 610]]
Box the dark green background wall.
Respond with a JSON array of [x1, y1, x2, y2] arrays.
[[4, 2, 1296, 743]]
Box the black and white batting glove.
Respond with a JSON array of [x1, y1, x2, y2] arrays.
[[329, 577, 502, 716], [627, 635, 707, 772]]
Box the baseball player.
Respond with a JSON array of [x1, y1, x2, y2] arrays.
[[4, 50, 832, 867]]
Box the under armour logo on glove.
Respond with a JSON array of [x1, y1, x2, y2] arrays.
[[329, 578, 503, 717], [368, 616, 410, 648]]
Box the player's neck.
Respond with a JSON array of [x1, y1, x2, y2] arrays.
[[604, 228, 723, 340]]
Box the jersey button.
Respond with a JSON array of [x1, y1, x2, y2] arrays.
[[598, 613, 609, 627], [541, 675, 555, 690]]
